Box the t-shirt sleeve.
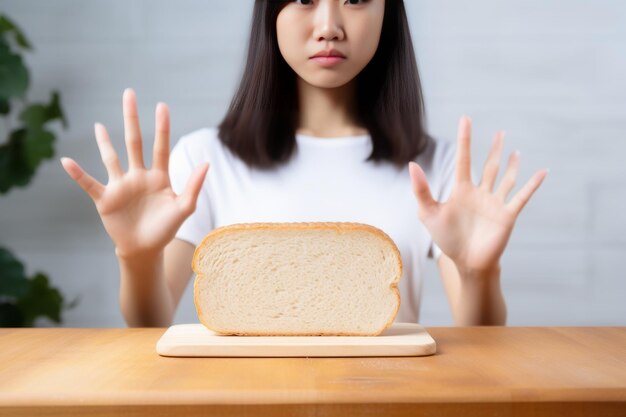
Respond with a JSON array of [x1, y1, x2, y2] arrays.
[[168, 135, 213, 247], [428, 139, 478, 261]]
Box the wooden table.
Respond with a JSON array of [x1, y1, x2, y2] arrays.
[[0, 326, 624, 416]]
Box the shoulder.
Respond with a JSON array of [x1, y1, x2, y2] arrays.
[[172, 126, 249, 174], [171, 126, 229, 163]]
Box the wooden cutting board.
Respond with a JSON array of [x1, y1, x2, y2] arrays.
[[156, 322, 436, 357]]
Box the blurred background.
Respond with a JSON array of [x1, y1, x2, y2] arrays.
[[0, 0, 624, 327]]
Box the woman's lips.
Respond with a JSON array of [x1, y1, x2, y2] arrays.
[[310, 56, 346, 67]]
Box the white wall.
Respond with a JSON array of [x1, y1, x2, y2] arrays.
[[0, 0, 624, 327]]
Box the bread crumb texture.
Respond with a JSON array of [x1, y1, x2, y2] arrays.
[[192, 222, 402, 336]]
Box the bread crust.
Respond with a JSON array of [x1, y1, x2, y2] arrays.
[[192, 222, 403, 336]]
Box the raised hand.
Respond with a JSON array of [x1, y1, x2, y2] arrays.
[[408, 115, 548, 272], [60, 88, 209, 258]]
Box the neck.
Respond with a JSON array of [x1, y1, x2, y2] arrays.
[[295, 77, 367, 138]]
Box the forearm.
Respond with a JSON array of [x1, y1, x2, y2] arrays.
[[117, 248, 175, 327], [453, 264, 507, 326]]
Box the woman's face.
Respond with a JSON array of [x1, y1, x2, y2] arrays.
[[276, 0, 385, 88]]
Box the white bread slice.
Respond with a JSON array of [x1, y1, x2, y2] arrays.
[[192, 222, 403, 336]]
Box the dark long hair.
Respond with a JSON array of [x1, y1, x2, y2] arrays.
[[217, 0, 433, 170]]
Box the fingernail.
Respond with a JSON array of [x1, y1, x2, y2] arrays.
[[545, 168, 550, 174], [514, 150, 521, 157]]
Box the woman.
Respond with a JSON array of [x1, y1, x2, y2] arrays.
[[60, 0, 548, 327]]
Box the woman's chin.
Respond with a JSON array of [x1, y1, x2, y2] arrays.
[[297, 73, 356, 89]]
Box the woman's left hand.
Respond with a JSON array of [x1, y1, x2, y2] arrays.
[[409, 115, 549, 273]]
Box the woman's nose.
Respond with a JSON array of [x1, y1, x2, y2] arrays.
[[313, 1, 345, 41]]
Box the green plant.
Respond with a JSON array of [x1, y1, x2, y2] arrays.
[[0, 14, 79, 327]]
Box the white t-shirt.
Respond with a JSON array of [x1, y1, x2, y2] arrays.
[[169, 127, 457, 324]]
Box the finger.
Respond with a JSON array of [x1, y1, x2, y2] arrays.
[[479, 130, 505, 192], [506, 169, 549, 216], [409, 161, 439, 219], [455, 115, 472, 184], [60, 157, 105, 201], [152, 102, 170, 172], [122, 88, 145, 170], [177, 162, 210, 215], [94, 122, 123, 181], [494, 150, 521, 201]]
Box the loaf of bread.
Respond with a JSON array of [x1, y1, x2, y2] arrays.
[[192, 222, 403, 336]]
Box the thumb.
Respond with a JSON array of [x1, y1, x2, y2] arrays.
[[60, 157, 105, 202], [408, 161, 438, 218], [178, 162, 210, 215]]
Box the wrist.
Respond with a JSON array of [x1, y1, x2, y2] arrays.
[[115, 246, 164, 262], [456, 261, 501, 284]]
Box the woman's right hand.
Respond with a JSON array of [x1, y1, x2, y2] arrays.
[[60, 88, 209, 259]]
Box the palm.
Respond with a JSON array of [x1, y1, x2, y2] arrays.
[[96, 170, 183, 255], [423, 182, 515, 270], [409, 116, 548, 271], [60, 89, 209, 258]]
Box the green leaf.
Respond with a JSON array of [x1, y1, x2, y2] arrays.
[[0, 247, 30, 298], [48, 90, 68, 128], [0, 247, 79, 327], [0, 38, 29, 101], [0, 144, 16, 193], [0, 97, 9, 114], [17, 103, 47, 127], [22, 128, 55, 170], [17, 273, 64, 326], [0, 14, 73, 328], [0, 129, 36, 194], [19, 91, 68, 129], [0, 302, 24, 327], [0, 91, 67, 193], [0, 14, 33, 50]]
